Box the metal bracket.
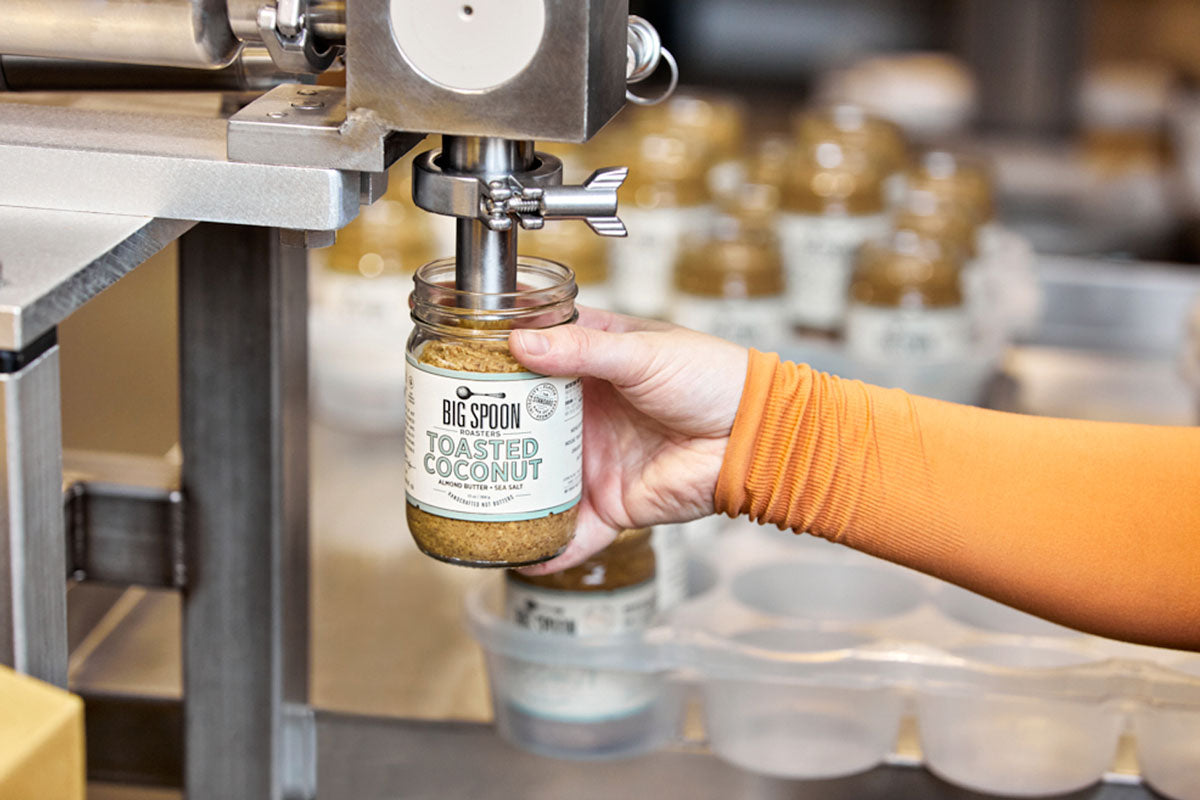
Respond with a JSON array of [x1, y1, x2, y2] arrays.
[[227, 84, 423, 174], [256, 1, 340, 74], [412, 150, 628, 237]]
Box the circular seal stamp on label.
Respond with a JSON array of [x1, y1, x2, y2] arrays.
[[526, 382, 559, 421]]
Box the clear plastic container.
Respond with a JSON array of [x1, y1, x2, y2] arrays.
[[1135, 658, 1200, 800], [464, 520, 1200, 790], [704, 630, 903, 779], [469, 577, 682, 760], [917, 644, 1123, 796], [730, 561, 925, 624]]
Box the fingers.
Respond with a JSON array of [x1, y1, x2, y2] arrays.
[[518, 503, 619, 576], [510, 322, 658, 386]]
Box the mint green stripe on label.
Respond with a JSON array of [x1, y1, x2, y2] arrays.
[[406, 353, 542, 381], [406, 494, 581, 523]]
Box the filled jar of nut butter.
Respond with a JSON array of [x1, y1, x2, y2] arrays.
[[609, 127, 712, 319], [498, 529, 660, 752], [779, 113, 892, 333], [404, 258, 583, 567], [671, 184, 789, 350], [906, 150, 995, 232], [844, 229, 972, 363]]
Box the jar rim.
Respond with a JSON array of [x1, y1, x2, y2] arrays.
[[413, 256, 575, 302], [410, 256, 578, 336]]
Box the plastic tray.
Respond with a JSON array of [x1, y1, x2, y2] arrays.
[[467, 520, 1200, 798]]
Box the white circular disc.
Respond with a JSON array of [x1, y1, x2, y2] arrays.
[[391, 0, 547, 92]]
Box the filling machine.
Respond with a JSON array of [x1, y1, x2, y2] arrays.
[[0, 2, 676, 797]]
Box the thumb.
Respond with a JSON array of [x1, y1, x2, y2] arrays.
[[510, 325, 654, 386]]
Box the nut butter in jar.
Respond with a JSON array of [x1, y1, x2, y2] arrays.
[[671, 185, 789, 350], [844, 230, 972, 363], [404, 258, 583, 567], [906, 150, 995, 231], [500, 529, 659, 738], [779, 112, 892, 333], [609, 128, 712, 319]]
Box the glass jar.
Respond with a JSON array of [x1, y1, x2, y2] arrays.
[[844, 230, 972, 363], [310, 179, 435, 432], [779, 116, 892, 333], [671, 185, 789, 350], [500, 529, 659, 738], [794, 104, 909, 181], [404, 258, 583, 567], [892, 188, 978, 261], [632, 92, 747, 165], [522, 223, 610, 311], [608, 128, 712, 319], [906, 150, 995, 230]]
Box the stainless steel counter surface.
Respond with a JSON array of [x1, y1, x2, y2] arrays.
[[89, 715, 1161, 800]]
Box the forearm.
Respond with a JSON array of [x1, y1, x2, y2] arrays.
[[715, 351, 1200, 650]]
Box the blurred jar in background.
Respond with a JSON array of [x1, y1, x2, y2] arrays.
[[795, 104, 910, 202], [670, 183, 789, 350], [844, 229, 972, 363], [817, 54, 978, 145], [310, 176, 434, 432], [523, 143, 613, 311], [906, 150, 995, 233], [1079, 62, 1175, 176], [779, 109, 893, 333], [892, 189, 978, 261], [609, 128, 712, 319], [632, 92, 747, 167], [522, 221, 611, 311]]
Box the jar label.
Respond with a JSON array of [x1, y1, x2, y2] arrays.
[[844, 304, 973, 363], [669, 294, 790, 350], [503, 578, 658, 722], [505, 579, 658, 637], [611, 206, 710, 318], [650, 526, 689, 612], [777, 213, 890, 330], [405, 358, 583, 522]]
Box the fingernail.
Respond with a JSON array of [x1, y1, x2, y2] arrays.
[[516, 330, 550, 356]]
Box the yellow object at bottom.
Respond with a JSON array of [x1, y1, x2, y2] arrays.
[[0, 665, 84, 800]]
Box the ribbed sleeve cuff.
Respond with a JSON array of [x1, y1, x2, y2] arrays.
[[714, 349, 811, 521]]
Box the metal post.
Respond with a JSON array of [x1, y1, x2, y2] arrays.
[[442, 135, 535, 303], [0, 335, 67, 686], [178, 224, 312, 800]]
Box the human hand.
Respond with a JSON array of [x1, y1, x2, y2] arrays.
[[509, 307, 749, 574]]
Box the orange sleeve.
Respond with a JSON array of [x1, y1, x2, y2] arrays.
[[714, 349, 1200, 651]]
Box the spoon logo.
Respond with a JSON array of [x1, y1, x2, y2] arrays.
[[456, 386, 506, 400], [526, 382, 559, 421]]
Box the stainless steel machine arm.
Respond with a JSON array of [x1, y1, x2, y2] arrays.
[[0, 0, 677, 293]]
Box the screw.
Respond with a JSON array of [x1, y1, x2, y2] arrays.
[[296, 88, 319, 96], [268, 111, 289, 118], [291, 100, 325, 110]]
